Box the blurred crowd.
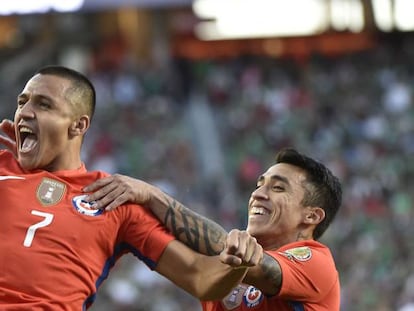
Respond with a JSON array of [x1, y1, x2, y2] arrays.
[[1, 18, 414, 310]]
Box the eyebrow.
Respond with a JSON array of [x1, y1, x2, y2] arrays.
[[257, 174, 290, 185], [17, 93, 53, 102]]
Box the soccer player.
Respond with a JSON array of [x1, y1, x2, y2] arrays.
[[0, 65, 263, 310], [85, 148, 343, 310]]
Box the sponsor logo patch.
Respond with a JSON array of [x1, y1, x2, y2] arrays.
[[72, 195, 102, 216], [281, 246, 312, 262], [36, 178, 66, 206]]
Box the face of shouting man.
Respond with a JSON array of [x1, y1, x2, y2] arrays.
[[14, 73, 89, 172]]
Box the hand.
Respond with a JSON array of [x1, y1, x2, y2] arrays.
[[0, 119, 17, 155], [83, 174, 153, 211], [220, 229, 263, 269]]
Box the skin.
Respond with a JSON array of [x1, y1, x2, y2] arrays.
[[246, 163, 325, 250], [156, 237, 262, 300], [14, 74, 89, 172], [243, 163, 325, 292], [83, 163, 325, 295]]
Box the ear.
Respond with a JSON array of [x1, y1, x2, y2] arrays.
[[304, 207, 325, 225], [69, 115, 90, 137]]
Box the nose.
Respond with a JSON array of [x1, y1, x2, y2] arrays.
[[251, 186, 269, 200], [15, 102, 35, 120]]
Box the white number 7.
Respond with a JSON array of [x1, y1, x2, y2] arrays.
[[23, 210, 54, 247]]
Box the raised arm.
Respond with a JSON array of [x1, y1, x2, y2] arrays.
[[84, 174, 227, 255]]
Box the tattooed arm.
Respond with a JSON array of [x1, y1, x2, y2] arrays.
[[84, 174, 282, 295], [84, 174, 227, 255], [245, 253, 282, 295], [137, 185, 227, 255], [222, 229, 282, 295]]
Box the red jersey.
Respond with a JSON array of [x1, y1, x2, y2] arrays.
[[0, 150, 175, 310], [202, 240, 340, 311]]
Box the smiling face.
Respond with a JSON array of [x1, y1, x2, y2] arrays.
[[14, 74, 81, 172], [246, 163, 320, 250]]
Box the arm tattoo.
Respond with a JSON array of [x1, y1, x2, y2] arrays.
[[261, 254, 282, 289], [162, 196, 227, 255]]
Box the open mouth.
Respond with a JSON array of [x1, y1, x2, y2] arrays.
[[250, 206, 271, 216], [19, 126, 38, 153]]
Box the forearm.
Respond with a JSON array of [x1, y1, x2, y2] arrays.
[[197, 261, 248, 300], [243, 253, 282, 295], [157, 240, 247, 301], [148, 186, 228, 255], [82, 174, 228, 254]]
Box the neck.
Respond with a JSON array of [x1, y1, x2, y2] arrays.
[[258, 232, 314, 251]]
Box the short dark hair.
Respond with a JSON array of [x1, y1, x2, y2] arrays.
[[36, 65, 96, 121], [275, 148, 342, 240]]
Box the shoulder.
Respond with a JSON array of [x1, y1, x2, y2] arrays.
[[269, 240, 336, 271], [61, 168, 111, 186], [273, 240, 339, 300]]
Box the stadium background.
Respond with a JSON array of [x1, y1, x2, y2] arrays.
[[0, 1, 413, 310]]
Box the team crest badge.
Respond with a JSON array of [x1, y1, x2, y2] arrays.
[[243, 286, 263, 308], [72, 195, 102, 216], [221, 284, 248, 310], [281, 246, 312, 262], [37, 178, 66, 206]]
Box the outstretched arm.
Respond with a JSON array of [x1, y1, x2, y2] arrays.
[[84, 175, 227, 255], [84, 175, 282, 295]]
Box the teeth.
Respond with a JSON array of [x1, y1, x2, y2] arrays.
[[250, 207, 267, 215], [20, 127, 33, 134]]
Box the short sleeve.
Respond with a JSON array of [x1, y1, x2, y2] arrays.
[[270, 243, 338, 301]]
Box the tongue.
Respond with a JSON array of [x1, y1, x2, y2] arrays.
[[21, 135, 37, 152]]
